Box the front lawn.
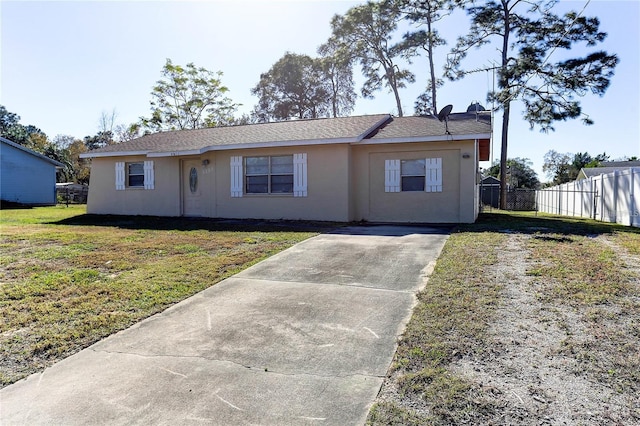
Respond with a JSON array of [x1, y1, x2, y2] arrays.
[[0, 206, 320, 387]]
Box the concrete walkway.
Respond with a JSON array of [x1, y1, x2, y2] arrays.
[[0, 225, 449, 425]]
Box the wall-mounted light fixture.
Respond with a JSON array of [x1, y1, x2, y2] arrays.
[[202, 159, 210, 166]]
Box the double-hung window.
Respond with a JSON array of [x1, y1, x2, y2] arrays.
[[115, 161, 154, 190], [231, 154, 306, 197], [128, 162, 145, 188], [401, 159, 426, 191], [245, 155, 294, 194], [385, 157, 442, 193]]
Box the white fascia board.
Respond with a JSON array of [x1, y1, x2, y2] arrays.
[[354, 133, 491, 145], [79, 150, 150, 159], [147, 137, 360, 157]]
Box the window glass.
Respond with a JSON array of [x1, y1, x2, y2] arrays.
[[128, 162, 144, 187], [246, 157, 269, 175], [270, 155, 294, 174], [401, 159, 425, 176], [402, 176, 425, 191], [246, 175, 269, 193], [245, 155, 294, 194], [271, 175, 294, 193], [401, 159, 425, 191]]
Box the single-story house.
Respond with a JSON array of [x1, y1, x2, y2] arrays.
[[576, 161, 640, 181], [1, 136, 64, 206], [80, 112, 491, 223]]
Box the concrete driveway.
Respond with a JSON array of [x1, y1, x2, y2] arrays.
[[0, 225, 449, 425]]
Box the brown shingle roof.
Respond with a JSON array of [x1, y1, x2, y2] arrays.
[[85, 114, 391, 156], [367, 112, 491, 140], [82, 112, 492, 158]]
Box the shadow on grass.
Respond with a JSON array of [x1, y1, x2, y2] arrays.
[[467, 211, 640, 237], [50, 213, 343, 233]]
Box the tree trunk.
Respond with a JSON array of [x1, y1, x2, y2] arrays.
[[499, 102, 510, 209], [499, 0, 510, 210], [427, 16, 437, 116]]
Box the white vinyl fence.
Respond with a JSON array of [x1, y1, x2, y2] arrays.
[[536, 168, 640, 228]]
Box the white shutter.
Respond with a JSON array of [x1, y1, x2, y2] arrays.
[[293, 153, 307, 197], [143, 161, 154, 190], [426, 158, 443, 192], [115, 162, 125, 190], [385, 159, 400, 192], [230, 156, 243, 197]]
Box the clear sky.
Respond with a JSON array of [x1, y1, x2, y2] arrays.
[[2, 0, 639, 181]]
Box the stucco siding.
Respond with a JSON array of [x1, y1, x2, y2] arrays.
[[1, 143, 58, 205], [351, 141, 478, 223], [213, 145, 351, 221], [86, 156, 181, 216]]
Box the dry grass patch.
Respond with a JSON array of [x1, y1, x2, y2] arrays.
[[369, 211, 640, 425], [0, 206, 321, 387]]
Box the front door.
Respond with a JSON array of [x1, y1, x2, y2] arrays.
[[182, 159, 202, 217]]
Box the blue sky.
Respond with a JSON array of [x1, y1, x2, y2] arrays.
[[2, 0, 638, 181]]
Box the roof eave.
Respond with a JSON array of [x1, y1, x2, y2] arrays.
[[147, 137, 362, 157], [79, 150, 151, 159]]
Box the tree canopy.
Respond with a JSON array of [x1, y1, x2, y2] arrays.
[[486, 157, 540, 189], [141, 59, 239, 131], [446, 0, 618, 208], [328, 1, 415, 117], [251, 53, 332, 122], [543, 150, 609, 185]]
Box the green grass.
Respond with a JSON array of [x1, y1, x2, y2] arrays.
[[0, 206, 322, 387], [368, 210, 640, 425]]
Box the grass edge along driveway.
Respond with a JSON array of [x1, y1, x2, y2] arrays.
[[0, 205, 322, 387], [367, 211, 640, 425]]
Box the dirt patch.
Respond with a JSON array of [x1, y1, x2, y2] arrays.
[[450, 233, 639, 425]]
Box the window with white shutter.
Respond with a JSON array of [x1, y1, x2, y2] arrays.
[[385, 159, 400, 192], [425, 158, 443, 192], [230, 156, 243, 197], [144, 161, 154, 190], [115, 162, 125, 190], [293, 153, 307, 197]]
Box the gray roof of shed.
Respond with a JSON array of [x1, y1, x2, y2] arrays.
[[81, 112, 492, 158], [579, 166, 640, 178]]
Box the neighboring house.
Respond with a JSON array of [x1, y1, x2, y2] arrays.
[[576, 162, 640, 181], [1, 136, 64, 206], [80, 112, 491, 223]]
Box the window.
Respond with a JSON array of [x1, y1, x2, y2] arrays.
[[245, 155, 294, 194], [401, 159, 426, 191], [230, 154, 306, 198], [385, 157, 442, 193], [128, 162, 145, 187], [115, 161, 154, 190]]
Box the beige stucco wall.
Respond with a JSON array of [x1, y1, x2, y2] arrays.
[[350, 140, 478, 223], [86, 140, 479, 223], [86, 156, 181, 216], [213, 144, 351, 221], [87, 145, 352, 221]]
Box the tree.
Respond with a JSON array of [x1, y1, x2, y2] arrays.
[[487, 157, 539, 189], [543, 150, 609, 184], [251, 52, 331, 122], [318, 39, 357, 118], [446, 0, 618, 208], [0, 105, 45, 146], [393, 0, 460, 116], [328, 1, 416, 117], [141, 59, 239, 131], [83, 131, 115, 151]]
